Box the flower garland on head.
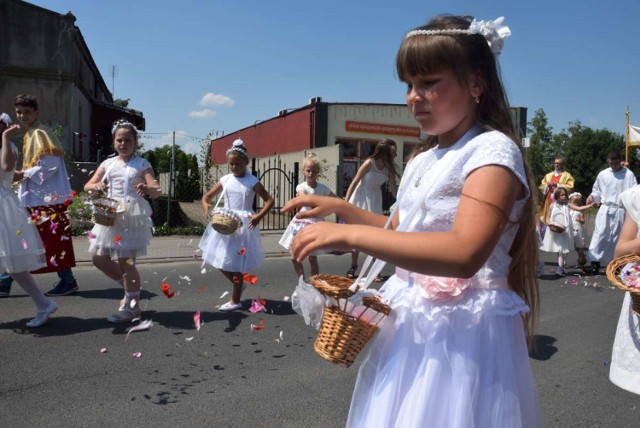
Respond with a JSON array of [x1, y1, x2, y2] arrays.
[[0, 113, 12, 127], [405, 16, 511, 57], [226, 138, 249, 160], [111, 119, 138, 136]]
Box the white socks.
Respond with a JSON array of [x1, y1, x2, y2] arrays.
[[12, 272, 51, 311]]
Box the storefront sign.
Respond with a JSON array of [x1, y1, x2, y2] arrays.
[[345, 121, 420, 137]]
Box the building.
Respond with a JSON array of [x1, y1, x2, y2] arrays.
[[210, 97, 426, 199], [210, 97, 527, 196], [0, 0, 145, 166]]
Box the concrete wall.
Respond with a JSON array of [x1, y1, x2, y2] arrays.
[[0, 0, 140, 164]]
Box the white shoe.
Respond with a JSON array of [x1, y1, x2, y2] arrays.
[[219, 301, 242, 312], [27, 300, 58, 328], [107, 304, 141, 323]]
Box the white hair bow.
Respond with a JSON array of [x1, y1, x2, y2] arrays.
[[468, 16, 511, 57]]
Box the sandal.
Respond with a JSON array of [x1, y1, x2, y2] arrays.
[[373, 274, 385, 283], [346, 265, 358, 279]]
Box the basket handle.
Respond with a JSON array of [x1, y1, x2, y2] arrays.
[[213, 187, 226, 210], [351, 196, 423, 291]]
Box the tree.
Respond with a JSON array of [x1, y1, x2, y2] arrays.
[[557, 121, 625, 196], [199, 132, 217, 193], [142, 144, 202, 201], [526, 108, 557, 185]]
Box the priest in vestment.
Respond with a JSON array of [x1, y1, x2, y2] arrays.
[[539, 158, 575, 224]]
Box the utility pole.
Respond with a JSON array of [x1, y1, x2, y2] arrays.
[[111, 65, 117, 97]]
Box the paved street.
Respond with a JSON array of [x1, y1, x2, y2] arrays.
[[1, 244, 639, 427]]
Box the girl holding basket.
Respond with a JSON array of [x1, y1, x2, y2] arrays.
[[84, 119, 160, 323], [285, 15, 540, 427], [199, 139, 274, 312]]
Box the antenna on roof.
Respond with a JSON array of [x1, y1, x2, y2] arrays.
[[110, 65, 118, 97]]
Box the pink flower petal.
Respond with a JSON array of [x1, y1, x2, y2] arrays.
[[22, 239, 28, 250], [131, 352, 142, 358], [249, 299, 267, 314], [193, 310, 201, 331]]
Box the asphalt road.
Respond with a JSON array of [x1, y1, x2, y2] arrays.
[[0, 253, 639, 427]]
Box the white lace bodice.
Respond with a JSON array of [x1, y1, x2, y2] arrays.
[[0, 143, 17, 189], [220, 173, 259, 213], [100, 156, 151, 200], [397, 125, 530, 284]]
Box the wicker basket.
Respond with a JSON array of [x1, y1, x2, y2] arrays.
[[309, 274, 391, 368], [91, 196, 122, 227], [606, 254, 640, 316], [547, 223, 566, 233], [210, 207, 243, 235], [548, 210, 567, 233]]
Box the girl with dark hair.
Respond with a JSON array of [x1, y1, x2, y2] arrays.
[[285, 15, 541, 427]]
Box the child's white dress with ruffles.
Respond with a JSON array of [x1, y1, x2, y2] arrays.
[[348, 161, 389, 215], [540, 203, 573, 254], [346, 126, 539, 428], [279, 181, 332, 253], [199, 173, 265, 272], [0, 143, 46, 273], [610, 184, 640, 394], [88, 156, 154, 259], [570, 209, 586, 248]]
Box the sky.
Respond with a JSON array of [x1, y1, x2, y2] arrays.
[[26, 0, 640, 157]]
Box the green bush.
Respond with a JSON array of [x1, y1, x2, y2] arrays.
[[67, 192, 93, 221], [67, 192, 206, 237], [152, 225, 206, 236]]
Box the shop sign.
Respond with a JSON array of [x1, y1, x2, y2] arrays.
[[345, 121, 420, 137]]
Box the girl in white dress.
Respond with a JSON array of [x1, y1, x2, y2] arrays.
[[284, 15, 541, 427], [84, 120, 161, 323], [569, 192, 588, 266], [610, 184, 640, 394], [279, 154, 336, 279], [344, 139, 399, 280], [1, 117, 57, 327], [199, 139, 274, 312], [541, 187, 593, 276]]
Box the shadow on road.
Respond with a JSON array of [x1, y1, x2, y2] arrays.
[[529, 334, 558, 361]]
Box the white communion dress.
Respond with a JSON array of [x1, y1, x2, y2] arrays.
[[348, 160, 390, 214], [279, 181, 332, 253], [199, 173, 265, 272], [346, 125, 539, 428], [88, 155, 154, 259], [609, 185, 640, 394], [570, 209, 586, 249], [540, 203, 573, 254], [0, 143, 46, 273]]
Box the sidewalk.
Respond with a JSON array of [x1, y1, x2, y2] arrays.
[[72, 231, 287, 265]]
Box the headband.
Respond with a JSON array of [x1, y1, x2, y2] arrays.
[[226, 138, 248, 158], [0, 113, 12, 127], [568, 192, 582, 200], [405, 16, 511, 57], [111, 119, 137, 135]]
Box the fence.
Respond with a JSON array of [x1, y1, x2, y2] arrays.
[[151, 146, 342, 230]]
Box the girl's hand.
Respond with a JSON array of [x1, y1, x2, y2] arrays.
[[2, 124, 21, 139], [94, 182, 108, 193], [135, 183, 148, 196], [201, 201, 211, 218], [282, 195, 344, 220], [291, 222, 350, 261], [248, 214, 260, 229]]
